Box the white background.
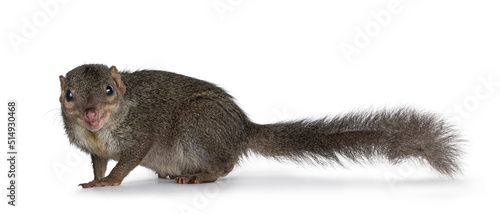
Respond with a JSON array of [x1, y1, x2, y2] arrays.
[[1, 0, 499, 213]]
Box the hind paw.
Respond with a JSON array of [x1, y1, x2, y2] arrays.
[[175, 176, 201, 184], [174, 173, 219, 184]]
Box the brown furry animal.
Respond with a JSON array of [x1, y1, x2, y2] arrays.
[[59, 64, 463, 188]]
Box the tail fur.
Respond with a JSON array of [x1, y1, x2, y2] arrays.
[[247, 108, 463, 176]]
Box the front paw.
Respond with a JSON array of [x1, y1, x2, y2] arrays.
[[79, 180, 99, 188], [79, 177, 122, 188]]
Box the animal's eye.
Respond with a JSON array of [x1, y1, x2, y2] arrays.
[[106, 84, 114, 96], [65, 90, 73, 101]]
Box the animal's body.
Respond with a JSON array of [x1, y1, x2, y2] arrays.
[[59, 64, 463, 188]]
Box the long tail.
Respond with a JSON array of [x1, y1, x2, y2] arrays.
[[246, 107, 463, 176]]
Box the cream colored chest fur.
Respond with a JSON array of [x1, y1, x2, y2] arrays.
[[72, 126, 121, 160]]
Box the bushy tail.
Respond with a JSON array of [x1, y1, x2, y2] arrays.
[[247, 108, 463, 176]]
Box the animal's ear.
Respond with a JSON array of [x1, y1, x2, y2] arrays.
[[109, 66, 126, 95], [59, 75, 65, 103]]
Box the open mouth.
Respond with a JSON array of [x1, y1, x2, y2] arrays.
[[83, 108, 109, 131], [86, 118, 103, 130]]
